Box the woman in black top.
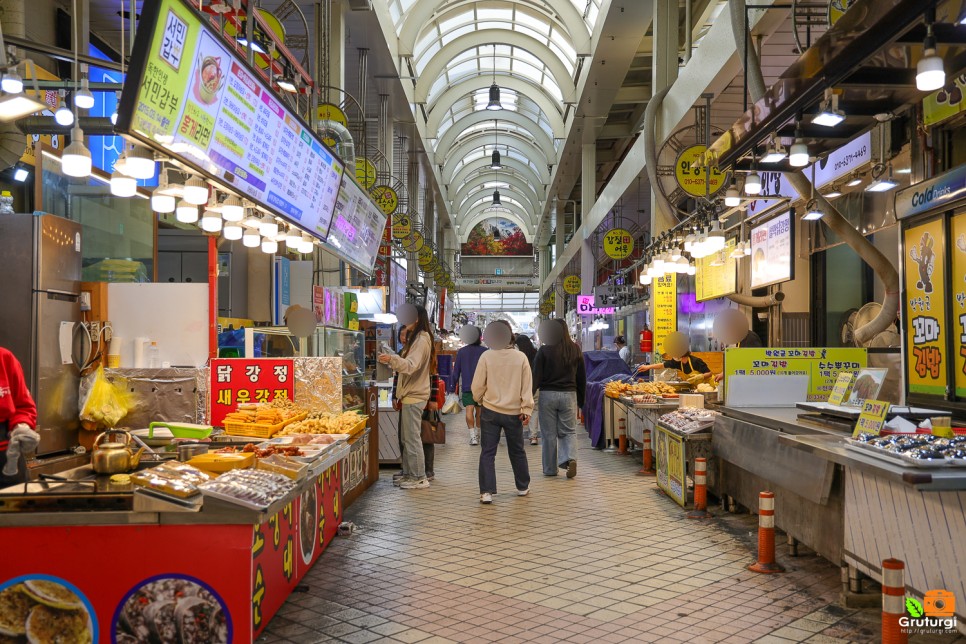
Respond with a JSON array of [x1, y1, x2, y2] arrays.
[[532, 320, 587, 478]]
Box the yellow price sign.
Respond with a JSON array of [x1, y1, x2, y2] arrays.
[[675, 144, 726, 197], [563, 275, 581, 295], [356, 158, 377, 189], [317, 103, 348, 127], [391, 214, 411, 240], [370, 185, 398, 216], [603, 228, 634, 260], [827, 371, 855, 406], [417, 245, 434, 267], [853, 399, 890, 438]]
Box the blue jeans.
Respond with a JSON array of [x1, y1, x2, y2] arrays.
[[479, 407, 531, 494], [538, 391, 578, 476]]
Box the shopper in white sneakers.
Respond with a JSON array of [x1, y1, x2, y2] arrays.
[[451, 325, 486, 446], [472, 320, 534, 504], [378, 303, 435, 490]]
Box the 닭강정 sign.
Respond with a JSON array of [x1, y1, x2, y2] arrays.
[[210, 358, 295, 426]]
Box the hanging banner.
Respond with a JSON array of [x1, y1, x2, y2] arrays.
[[602, 228, 634, 260], [952, 212, 966, 398], [653, 273, 677, 355], [676, 145, 726, 197], [696, 238, 737, 301], [562, 275, 582, 295], [904, 218, 948, 396]]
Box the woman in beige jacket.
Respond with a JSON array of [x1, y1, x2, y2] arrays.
[[378, 304, 436, 490]]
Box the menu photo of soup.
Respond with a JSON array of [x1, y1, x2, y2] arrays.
[[191, 40, 226, 107]]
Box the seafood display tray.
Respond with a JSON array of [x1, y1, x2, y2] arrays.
[[845, 441, 965, 469]]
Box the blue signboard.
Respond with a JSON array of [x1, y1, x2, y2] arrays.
[[895, 164, 966, 220]]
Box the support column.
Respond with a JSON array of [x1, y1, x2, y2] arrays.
[[579, 142, 596, 349], [317, 0, 345, 104]]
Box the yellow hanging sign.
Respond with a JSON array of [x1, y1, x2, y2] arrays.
[[562, 275, 581, 295], [355, 158, 377, 189], [904, 219, 947, 396], [370, 185, 398, 216], [653, 273, 677, 355], [603, 228, 634, 260], [675, 144, 727, 197], [391, 214, 411, 240]]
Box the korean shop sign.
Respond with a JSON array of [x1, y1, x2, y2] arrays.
[[210, 358, 295, 426], [904, 219, 947, 396]]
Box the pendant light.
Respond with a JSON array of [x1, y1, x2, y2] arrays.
[[151, 169, 177, 213], [54, 91, 74, 126], [110, 166, 136, 197], [62, 126, 91, 177], [200, 209, 223, 233], [183, 175, 209, 204], [1, 68, 22, 94], [221, 194, 244, 221], [74, 77, 94, 109], [745, 152, 762, 195], [242, 229, 261, 248], [259, 215, 279, 238], [122, 145, 156, 180], [802, 166, 824, 220], [176, 199, 199, 223], [789, 123, 809, 168], [223, 223, 243, 240], [760, 133, 786, 164], [486, 45, 502, 110], [261, 238, 279, 254], [917, 18, 945, 92], [285, 226, 303, 248], [298, 234, 315, 254], [490, 119, 501, 169], [724, 179, 740, 207]]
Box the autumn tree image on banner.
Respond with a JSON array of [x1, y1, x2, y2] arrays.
[[460, 217, 534, 256]]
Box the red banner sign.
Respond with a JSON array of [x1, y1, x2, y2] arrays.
[[210, 358, 295, 426]]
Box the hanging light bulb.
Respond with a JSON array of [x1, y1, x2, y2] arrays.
[[200, 210, 223, 232], [285, 227, 303, 248], [151, 169, 176, 213], [74, 78, 95, 110], [242, 230, 261, 247], [744, 170, 762, 195], [221, 195, 244, 221], [789, 125, 809, 168], [670, 244, 683, 261], [683, 234, 696, 252], [243, 210, 261, 229], [675, 256, 690, 273], [183, 175, 209, 204], [917, 22, 946, 92], [705, 221, 726, 253], [223, 223, 243, 241], [110, 168, 136, 197], [54, 91, 74, 126], [486, 83, 502, 110], [299, 234, 315, 254], [259, 216, 279, 238], [110, 91, 120, 125], [121, 145, 156, 179], [651, 253, 665, 274], [490, 148, 502, 170], [176, 199, 199, 223], [261, 238, 279, 254], [1, 69, 23, 94], [640, 272, 652, 285], [724, 179, 741, 207], [61, 126, 91, 177], [492, 189, 501, 206], [686, 263, 696, 276]]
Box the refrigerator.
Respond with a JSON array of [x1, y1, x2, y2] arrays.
[[0, 214, 83, 455]]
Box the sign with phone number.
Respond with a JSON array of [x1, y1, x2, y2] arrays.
[[209, 358, 295, 426]]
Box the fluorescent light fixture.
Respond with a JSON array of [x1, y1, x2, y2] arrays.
[[686, 263, 696, 276], [486, 83, 502, 110], [803, 204, 825, 221], [917, 27, 945, 92], [200, 210, 223, 232], [61, 127, 92, 177], [176, 199, 198, 223], [259, 216, 279, 238], [13, 166, 28, 182], [846, 176, 863, 187], [789, 140, 809, 167], [110, 170, 137, 197], [74, 78, 95, 110], [261, 238, 278, 254], [744, 171, 762, 195], [237, 28, 267, 54], [0, 92, 45, 121], [1, 70, 23, 94], [242, 230, 261, 247], [54, 104, 74, 126], [183, 175, 208, 204], [811, 93, 845, 127], [223, 223, 243, 240], [761, 136, 786, 164], [866, 177, 899, 192], [724, 182, 740, 207], [221, 195, 244, 221], [824, 190, 842, 199]]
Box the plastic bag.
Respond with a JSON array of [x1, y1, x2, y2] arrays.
[[80, 365, 135, 429], [441, 392, 463, 415]]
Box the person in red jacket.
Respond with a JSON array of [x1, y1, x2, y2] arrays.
[[0, 347, 39, 485]]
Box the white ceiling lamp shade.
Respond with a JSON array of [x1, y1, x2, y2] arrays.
[[223, 223, 244, 241], [61, 126, 92, 177], [729, 241, 746, 259], [683, 233, 696, 252], [243, 210, 262, 230], [261, 238, 279, 254], [760, 134, 787, 164], [675, 256, 690, 273], [285, 227, 303, 248], [669, 244, 683, 261], [54, 90, 74, 126], [744, 170, 762, 196], [298, 234, 315, 254], [74, 77, 95, 110], [221, 194, 244, 221], [183, 175, 209, 204], [1, 69, 23, 94], [276, 75, 298, 93], [917, 22, 946, 92], [811, 91, 845, 127], [151, 171, 177, 213], [242, 229, 261, 247], [724, 180, 741, 207], [110, 167, 136, 197], [200, 209, 223, 232], [640, 271, 652, 285], [686, 262, 696, 276], [120, 145, 156, 180], [259, 216, 279, 238], [789, 130, 810, 168], [705, 221, 726, 253], [176, 199, 199, 223]]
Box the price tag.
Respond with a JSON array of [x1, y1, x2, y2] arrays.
[[853, 399, 890, 438], [828, 372, 855, 406]]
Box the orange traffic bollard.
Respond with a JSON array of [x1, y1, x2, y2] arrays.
[[637, 428, 655, 476], [881, 559, 908, 644], [686, 458, 712, 519], [748, 491, 785, 573], [617, 418, 628, 455]]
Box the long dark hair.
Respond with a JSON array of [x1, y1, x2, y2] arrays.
[[554, 319, 581, 365], [402, 304, 436, 367], [515, 334, 537, 365]]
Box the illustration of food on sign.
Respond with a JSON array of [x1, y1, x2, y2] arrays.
[[910, 232, 935, 293], [0, 579, 93, 643], [194, 54, 226, 105], [115, 576, 229, 643]]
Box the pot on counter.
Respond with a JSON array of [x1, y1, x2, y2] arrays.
[[92, 430, 145, 475], [177, 442, 208, 462]]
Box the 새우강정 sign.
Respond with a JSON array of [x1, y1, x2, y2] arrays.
[[209, 358, 295, 426]]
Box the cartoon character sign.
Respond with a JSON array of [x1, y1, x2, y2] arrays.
[[910, 232, 936, 293]]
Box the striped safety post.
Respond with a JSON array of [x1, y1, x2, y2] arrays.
[[748, 491, 785, 573], [637, 428, 655, 476], [617, 417, 628, 455], [881, 559, 908, 644], [686, 458, 711, 519]]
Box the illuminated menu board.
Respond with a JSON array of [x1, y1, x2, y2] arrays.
[[750, 210, 794, 289], [323, 177, 388, 273], [117, 0, 344, 238]]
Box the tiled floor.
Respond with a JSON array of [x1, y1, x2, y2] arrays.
[[260, 416, 964, 643]]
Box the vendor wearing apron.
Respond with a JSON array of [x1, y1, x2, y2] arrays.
[[0, 346, 39, 486], [636, 332, 710, 376]]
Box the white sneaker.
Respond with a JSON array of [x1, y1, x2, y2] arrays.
[[480, 493, 493, 504], [517, 488, 530, 497], [400, 478, 430, 489], [469, 437, 479, 446]]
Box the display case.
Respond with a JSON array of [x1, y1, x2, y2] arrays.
[[319, 326, 366, 412]]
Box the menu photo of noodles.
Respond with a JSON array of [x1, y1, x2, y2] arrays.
[[113, 575, 231, 644], [0, 576, 96, 643]]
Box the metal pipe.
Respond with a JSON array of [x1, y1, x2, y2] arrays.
[[316, 119, 355, 174], [728, 290, 785, 307]]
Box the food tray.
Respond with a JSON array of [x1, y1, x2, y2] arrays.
[[223, 412, 307, 438], [199, 487, 274, 511], [845, 441, 951, 469], [187, 452, 255, 473]]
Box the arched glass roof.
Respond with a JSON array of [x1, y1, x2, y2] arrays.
[[436, 88, 556, 141], [388, 0, 600, 34]]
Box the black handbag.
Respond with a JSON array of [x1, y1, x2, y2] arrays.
[[420, 410, 446, 444]]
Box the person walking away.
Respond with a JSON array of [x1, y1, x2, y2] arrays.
[[378, 304, 436, 490], [0, 346, 39, 487], [514, 334, 540, 445], [472, 321, 534, 504], [451, 325, 486, 445], [614, 336, 631, 365], [533, 319, 586, 479]]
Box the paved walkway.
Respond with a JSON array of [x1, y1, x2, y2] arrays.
[[260, 416, 962, 643]]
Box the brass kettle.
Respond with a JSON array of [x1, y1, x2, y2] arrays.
[[91, 430, 145, 475]]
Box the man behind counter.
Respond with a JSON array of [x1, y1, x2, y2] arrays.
[[0, 346, 39, 485]]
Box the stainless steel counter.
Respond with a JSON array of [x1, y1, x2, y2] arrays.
[[718, 406, 844, 436]]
